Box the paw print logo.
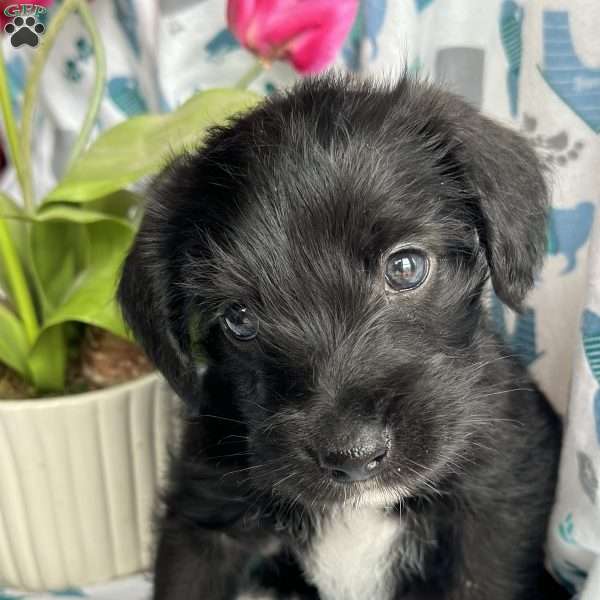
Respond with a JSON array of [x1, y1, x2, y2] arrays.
[[4, 16, 45, 48]]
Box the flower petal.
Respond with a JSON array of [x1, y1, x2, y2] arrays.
[[226, 0, 359, 73], [261, 1, 359, 73], [227, 0, 258, 43]]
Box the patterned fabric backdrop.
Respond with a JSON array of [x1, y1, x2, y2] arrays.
[[1, 0, 599, 598]]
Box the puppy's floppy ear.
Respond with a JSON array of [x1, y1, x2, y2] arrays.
[[451, 108, 549, 311], [118, 165, 202, 404]]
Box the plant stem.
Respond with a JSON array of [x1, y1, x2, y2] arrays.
[[21, 0, 80, 199], [0, 49, 33, 212], [0, 51, 39, 343], [0, 218, 39, 344], [235, 60, 265, 90], [67, 0, 106, 168]]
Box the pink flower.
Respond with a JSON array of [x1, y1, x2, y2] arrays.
[[227, 0, 359, 74]]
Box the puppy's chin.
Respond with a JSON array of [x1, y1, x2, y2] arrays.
[[337, 484, 411, 510], [261, 473, 411, 510]]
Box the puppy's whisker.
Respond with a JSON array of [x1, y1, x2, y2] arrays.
[[245, 399, 276, 414], [220, 462, 282, 479], [272, 471, 298, 489], [220, 434, 251, 442], [194, 414, 247, 426], [402, 464, 441, 497], [470, 387, 534, 399], [208, 451, 253, 460]]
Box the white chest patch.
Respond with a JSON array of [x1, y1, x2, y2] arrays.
[[302, 508, 402, 600]]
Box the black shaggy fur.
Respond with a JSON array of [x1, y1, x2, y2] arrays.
[[118, 75, 565, 600]]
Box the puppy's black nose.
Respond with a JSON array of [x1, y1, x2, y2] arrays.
[[318, 425, 390, 482]]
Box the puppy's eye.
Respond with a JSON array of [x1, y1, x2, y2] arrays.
[[222, 304, 258, 341], [385, 250, 429, 291]]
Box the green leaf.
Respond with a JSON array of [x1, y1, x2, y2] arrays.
[[0, 192, 27, 297], [27, 325, 67, 392], [34, 203, 133, 229], [41, 220, 134, 338], [28, 203, 135, 317], [86, 190, 142, 219], [27, 220, 134, 392], [45, 88, 260, 203], [0, 303, 30, 377], [29, 220, 88, 316]]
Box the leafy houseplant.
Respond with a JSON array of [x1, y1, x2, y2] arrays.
[[0, 1, 258, 398]]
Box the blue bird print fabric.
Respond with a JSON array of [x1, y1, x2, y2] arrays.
[[0, 0, 599, 598]]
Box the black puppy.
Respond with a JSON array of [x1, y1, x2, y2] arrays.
[[118, 75, 564, 600]]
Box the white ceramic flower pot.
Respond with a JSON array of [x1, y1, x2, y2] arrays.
[[0, 372, 177, 591]]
